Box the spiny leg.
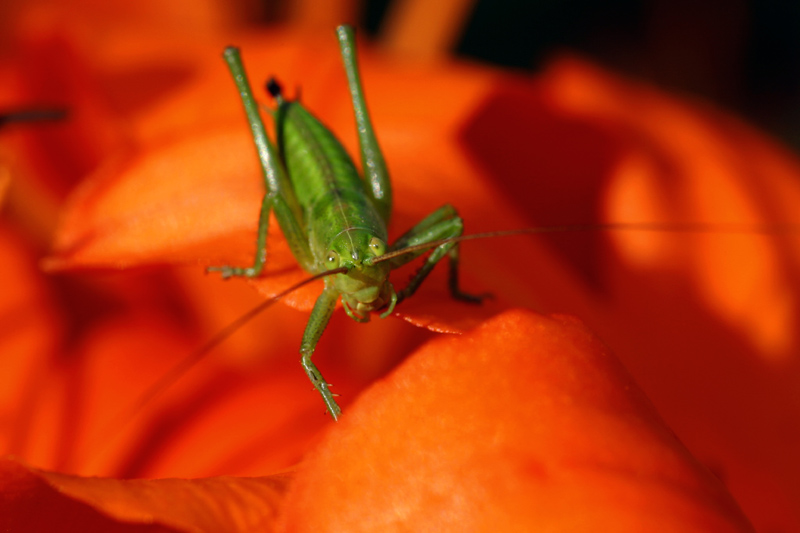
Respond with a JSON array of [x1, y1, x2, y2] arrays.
[[300, 287, 342, 420], [390, 204, 489, 304]]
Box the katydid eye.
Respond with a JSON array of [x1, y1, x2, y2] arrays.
[[368, 237, 386, 256], [325, 250, 340, 269]]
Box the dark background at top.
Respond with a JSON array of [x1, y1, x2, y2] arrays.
[[356, 0, 800, 153]]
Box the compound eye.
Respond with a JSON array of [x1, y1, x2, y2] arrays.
[[325, 250, 340, 270], [368, 237, 386, 257]]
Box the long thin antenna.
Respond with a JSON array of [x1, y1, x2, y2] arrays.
[[111, 266, 347, 429], [100, 219, 799, 447], [369, 222, 800, 265]]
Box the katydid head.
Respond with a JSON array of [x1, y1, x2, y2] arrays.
[[323, 230, 395, 319]]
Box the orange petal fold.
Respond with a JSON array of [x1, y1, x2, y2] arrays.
[[1, 457, 290, 532], [279, 310, 753, 532]]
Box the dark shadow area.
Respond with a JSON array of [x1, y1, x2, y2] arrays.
[[362, 0, 800, 154], [457, 81, 626, 295]]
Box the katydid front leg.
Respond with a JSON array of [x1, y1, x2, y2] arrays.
[[300, 286, 342, 420]]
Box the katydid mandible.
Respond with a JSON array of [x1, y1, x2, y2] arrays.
[[210, 25, 485, 420]]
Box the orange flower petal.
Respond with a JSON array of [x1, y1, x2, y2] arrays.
[[0, 225, 63, 462], [46, 126, 268, 270], [279, 310, 753, 532], [0, 457, 290, 532], [532, 58, 800, 531], [8, 263, 440, 479]]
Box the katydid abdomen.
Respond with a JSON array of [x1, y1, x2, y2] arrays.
[[280, 104, 362, 211], [278, 95, 390, 288]]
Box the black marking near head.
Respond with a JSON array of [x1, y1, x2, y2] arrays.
[[266, 78, 283, 100]]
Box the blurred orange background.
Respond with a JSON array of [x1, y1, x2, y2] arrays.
[[2, 1, 799, 531]]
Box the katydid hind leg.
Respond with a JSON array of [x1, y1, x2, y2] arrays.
[[300, 287, 343, 420], [390, 204, 489, 304], [209, 47, 313, 279], [336, 25, 392, 224]]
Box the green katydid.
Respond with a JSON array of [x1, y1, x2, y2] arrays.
[[208, 25, 487, 421], [120, 25, 796, 427]]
